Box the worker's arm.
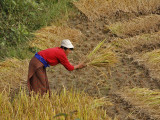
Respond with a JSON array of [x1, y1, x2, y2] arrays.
[[57, 52, 85, 71]]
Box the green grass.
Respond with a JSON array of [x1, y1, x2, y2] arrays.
[[0, 0, 77, 60]]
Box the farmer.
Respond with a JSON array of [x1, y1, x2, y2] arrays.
[[27, 39, 85, 95]]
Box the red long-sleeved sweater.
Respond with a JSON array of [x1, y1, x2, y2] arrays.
[[38, 47, 74, 71]]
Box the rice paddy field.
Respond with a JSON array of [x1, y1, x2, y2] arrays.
[[1, 0, 160, 120]]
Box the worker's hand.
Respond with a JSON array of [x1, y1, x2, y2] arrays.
[[74, 62, 86, 69], [78, 62, 86, 69]]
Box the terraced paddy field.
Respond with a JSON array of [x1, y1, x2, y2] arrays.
[[1, 0, 160, 119]]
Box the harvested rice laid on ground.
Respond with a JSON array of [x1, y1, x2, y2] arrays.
[[30, 25, 83, 50], [0, 58, 29, 92]]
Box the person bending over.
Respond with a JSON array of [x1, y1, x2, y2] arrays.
[[27, 39, 85, 95]]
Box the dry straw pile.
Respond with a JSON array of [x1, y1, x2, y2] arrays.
[[105, 14, 160, 37], [106, 0, 160, 14], [73, 0, 160, 21], [140, 49, 160, 80], [0, 58, 29, 92], [30, 25, 83, 50], [0, 88, 112, 120], [133, 49, 160, 80], [73, 0, 108, 21], [111, 31, 160, 51], [120, 87, 160, 119]]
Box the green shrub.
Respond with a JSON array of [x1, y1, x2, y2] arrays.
[[0, 0, 75, 60]]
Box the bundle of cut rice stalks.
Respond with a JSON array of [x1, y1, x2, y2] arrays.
[[85, 39, 118, 68]]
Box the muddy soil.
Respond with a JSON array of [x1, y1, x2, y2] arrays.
[[47, 13, 160, 120]]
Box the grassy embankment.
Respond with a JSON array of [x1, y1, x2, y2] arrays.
[[0, 0, 76, 60]]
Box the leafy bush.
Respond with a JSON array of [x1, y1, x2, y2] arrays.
[[0, 0, 75, 60]]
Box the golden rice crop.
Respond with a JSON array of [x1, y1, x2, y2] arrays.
[[0, 58, 29, 92], [0, 88, 112, 120], [85, 39, 118, 68], [120, 87, 160, 118], [106, 14, 160, 37], [111, 31, 160, 51], [30, 25, 83, 50], [73, 0, 160, 21]]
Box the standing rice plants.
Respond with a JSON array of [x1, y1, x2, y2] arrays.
[[0, 88, 112, 120], [106, 14, 160, 38]]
